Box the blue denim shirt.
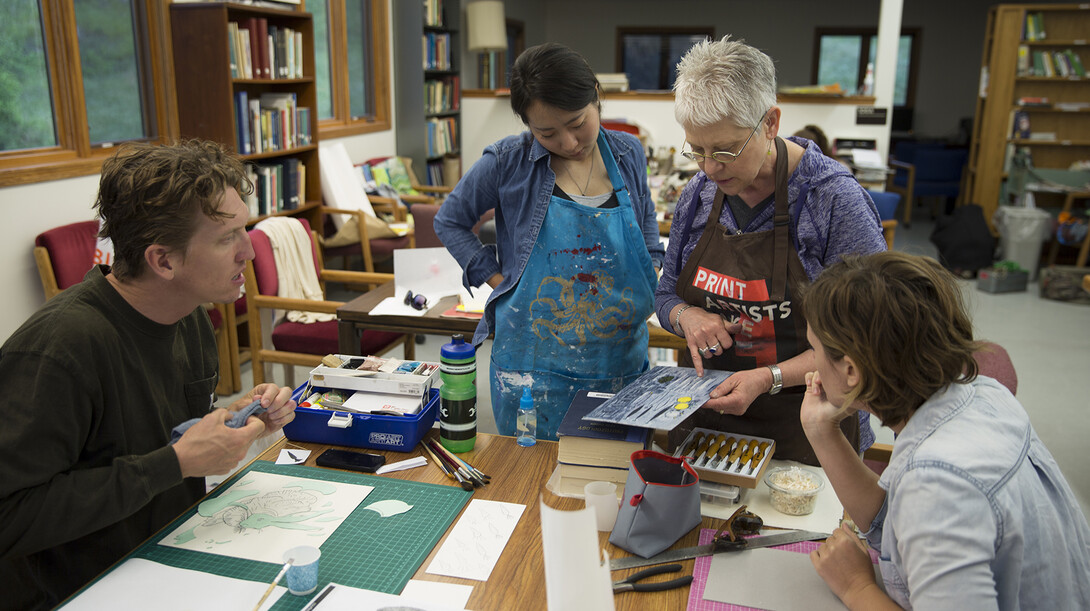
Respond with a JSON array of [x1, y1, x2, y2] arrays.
[[867, 377, 1090, 609], [434, 129, 664, 345]]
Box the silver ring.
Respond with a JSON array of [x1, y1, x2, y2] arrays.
[[698, 347, 708, 355], [708, 343, 720, 352]]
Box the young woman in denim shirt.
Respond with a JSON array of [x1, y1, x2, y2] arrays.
[[801, 251, 1090, 609], [434, 43, 663, 440]]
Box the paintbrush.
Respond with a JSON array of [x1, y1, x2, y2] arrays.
[[427, 439, 487, 485], [429, 439, 491, 482], [420, 442, 472, 491], [252, 558, 292, 611]]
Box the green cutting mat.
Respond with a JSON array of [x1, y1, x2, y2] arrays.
[[134, 461, 472, 610]]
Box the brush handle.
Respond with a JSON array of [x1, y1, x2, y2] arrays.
[[252, 560, 292, 611]]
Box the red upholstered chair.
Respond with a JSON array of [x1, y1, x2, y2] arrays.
[[243, 218, 411, 386]]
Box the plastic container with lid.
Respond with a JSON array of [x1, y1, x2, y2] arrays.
[[764, 466, 825, 516], [439, 334, 477, 453]]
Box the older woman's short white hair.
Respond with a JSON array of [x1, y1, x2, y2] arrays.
[[674, 35, 777, 130]]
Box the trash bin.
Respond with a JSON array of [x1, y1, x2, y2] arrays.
[[994, 206, 1052, 281]]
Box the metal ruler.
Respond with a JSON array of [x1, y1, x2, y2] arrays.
[[609, 529, 828, 571]]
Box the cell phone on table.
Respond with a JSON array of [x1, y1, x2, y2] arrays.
[[315, 449, 386, 473]]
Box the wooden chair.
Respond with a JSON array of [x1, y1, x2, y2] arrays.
[[244, 217, 412, 387], [363, 156, 453, 205], [886, 144, 969, 227], [34, 220, 248, 396], [321, 203, 414, 277]]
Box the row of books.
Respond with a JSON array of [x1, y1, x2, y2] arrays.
[[426, 116, 458, 158], [425, 76, 460, 114], [1023, 11, 1046, 41], [425, 156, 461, 188], [233, 91, 312, 155], [423, 32, 452, 71], [1018, 46, 1087, 78], [243, 159, 306, 218], [228, 19, 304, 80], [423, 0, 446, 27]]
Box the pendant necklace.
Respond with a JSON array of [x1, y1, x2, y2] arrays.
[[563, 151, 596, 196]]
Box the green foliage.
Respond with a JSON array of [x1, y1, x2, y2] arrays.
[[0, 0, 56, 151]]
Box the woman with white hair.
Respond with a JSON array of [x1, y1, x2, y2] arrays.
[[656, 36, 886, 464]]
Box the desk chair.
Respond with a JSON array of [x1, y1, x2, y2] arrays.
[[863, 341, 1018, 474], [244, 218, 410, 387], [33, 220, 243, 395], [866, 189, 901, 251], [887, 145, 969, 227]]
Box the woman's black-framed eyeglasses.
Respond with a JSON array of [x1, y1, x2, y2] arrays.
[[680, 109, 770, 164], [404, 290, 428, 310]]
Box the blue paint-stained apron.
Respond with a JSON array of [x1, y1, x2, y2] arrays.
[[490, 133, 656, 440]]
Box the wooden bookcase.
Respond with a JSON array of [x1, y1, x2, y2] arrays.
[[169, 2, 321, 229], [393, 0, 462, 187], [966, 4, 1090, 229]]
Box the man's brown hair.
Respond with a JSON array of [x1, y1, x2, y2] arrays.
[[93, 139, 251, 280]]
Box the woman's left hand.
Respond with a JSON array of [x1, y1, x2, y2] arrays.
[[701, 367, 769, 415], [235, 383, 297, 436], [810, 523, 879, 605]]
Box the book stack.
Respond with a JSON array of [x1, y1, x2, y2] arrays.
[[547, 390, 652, 498]]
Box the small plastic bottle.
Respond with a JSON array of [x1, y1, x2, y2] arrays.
[[862, 62, 875, 96], [516, 387, 537, 447]]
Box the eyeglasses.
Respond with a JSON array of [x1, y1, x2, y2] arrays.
[[681, 110, 769, 165], [404, 290, 428, 311]]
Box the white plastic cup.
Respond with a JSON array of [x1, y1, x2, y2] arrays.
[[283, 545, 321, 595], [584, 481, 619, 532]]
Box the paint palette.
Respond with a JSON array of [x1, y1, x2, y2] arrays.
[[674, 427, 776, 488]]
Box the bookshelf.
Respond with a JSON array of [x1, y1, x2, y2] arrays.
[[393, 0, 462, 188], [169, 2, 320, 229], [966, 4, 1090, 230]]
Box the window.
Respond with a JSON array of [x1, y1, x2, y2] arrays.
[[309, 0, 390, 140], [0, 0, 172, 187], [617, 28, 713, 91], [812, 28, 919, 107]]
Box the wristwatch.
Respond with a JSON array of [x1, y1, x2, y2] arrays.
[[766, 364, 783, 395]]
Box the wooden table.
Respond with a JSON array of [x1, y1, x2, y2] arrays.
[[263, 433, 716, 610], [337, 281, 686, 354]]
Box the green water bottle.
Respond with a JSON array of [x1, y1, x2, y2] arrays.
[[439, 334, 477, 453]]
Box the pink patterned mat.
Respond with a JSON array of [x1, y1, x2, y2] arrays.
[[686, 528, 879, 610]]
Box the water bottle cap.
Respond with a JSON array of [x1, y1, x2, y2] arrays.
[[441, 334, 476, 359], [520, 387, 533, 407]]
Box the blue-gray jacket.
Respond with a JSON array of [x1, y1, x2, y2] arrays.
[[434, 129, 665, 345]]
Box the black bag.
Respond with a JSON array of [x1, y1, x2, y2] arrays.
[[930, 204, 995, 277]]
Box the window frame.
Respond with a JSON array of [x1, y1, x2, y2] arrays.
[[615, 26, 714, 91], [810, 26, 921, 108], [0, 0, 174, 188], [315, 0, 390, 141]]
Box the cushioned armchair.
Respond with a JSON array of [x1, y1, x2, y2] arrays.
[[886, 143, 969, 227], [244, 218, 410, 387]]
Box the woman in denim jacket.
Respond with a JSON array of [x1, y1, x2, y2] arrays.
[[434, 43, 663, 440], [800, 251, 1090, 609]]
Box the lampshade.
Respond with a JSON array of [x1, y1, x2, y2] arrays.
[[466, 1, 506, 52]]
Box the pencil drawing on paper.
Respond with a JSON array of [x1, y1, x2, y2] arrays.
[[159, 471, 373, 563], [582, 366, 733, 430]]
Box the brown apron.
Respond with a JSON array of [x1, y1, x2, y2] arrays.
[[672, 137, 858, 465]]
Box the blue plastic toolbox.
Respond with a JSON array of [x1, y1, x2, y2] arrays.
[[283, 384, 440, 452]]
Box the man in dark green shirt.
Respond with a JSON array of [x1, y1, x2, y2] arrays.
[[0, 140, 297, 609]]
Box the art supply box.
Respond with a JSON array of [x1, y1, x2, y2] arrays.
[[283, 384, 439, 452], [977, 266, 1029, 294], [308, 355, 440, 397], [672, 428, 775, 488]]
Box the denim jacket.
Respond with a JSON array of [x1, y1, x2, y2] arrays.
[[867, 377, 1090, 609], [434, 129, 664, 345]]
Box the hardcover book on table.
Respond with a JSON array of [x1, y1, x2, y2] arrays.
[[556, 390, 652, 469]]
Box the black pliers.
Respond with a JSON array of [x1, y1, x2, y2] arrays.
[[612, 563, 693, 593]]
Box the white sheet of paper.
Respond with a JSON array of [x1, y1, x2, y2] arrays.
[[58, 558, 285, 611], [426, 499, 525, 581], [369, 295, 429, 316], [400, 580, 474, 609], [303, 582, 466, 611], [703, 547, 855, 610], [276, 449, 311, 465], [721, 460, 844, 535], [159, 471, 373, 563], [540, 499, 614, 611], [457, 283, 492, 313], [394, 247, 464, 301], [850, 148, 887, 169]]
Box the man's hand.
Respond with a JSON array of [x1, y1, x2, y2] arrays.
[[234, 383, 297, 436], [173, 409, 265, 477], [702, 367, 770, 415]]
